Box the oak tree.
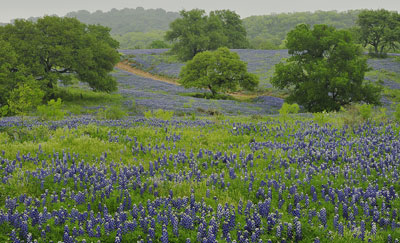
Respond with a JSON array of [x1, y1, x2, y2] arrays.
[[272, 24, 381, 112]]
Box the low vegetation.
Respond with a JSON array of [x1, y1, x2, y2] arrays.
[[0, 7, 400, 243]]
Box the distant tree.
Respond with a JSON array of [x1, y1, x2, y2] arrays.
[[0, 16, 120, 98], [165, 9, 248, 61], [356, 9, 400, 57], [243, 10, 361, 50], [272, 24, 381, 112], [210, 10, 249, 49], [165, 9, 210, 61], [179, 47, 258, 97], [147, 40, 170, 49]]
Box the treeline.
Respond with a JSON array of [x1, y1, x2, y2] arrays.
[[61, 8, 363, 49], [113, 30, 168, 49], [65, 7, 179, 34], [243, 10, 361, 49]]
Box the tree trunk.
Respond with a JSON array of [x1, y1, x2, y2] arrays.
[[374, 45, 379, 56], [208, 85, 216, 97], [379, 45, 385, 57]]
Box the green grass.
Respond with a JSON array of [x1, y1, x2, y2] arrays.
[[0, 112, 399, 241]]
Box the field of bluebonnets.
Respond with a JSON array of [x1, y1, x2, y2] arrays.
[[119, 49, 400, 113], [1, 49, 400, 243], [1, 115, 400, 242]]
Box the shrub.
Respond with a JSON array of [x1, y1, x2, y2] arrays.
[[37, 98, 66, 120], [373, 107, 387, 123], [154, 109, 174, 120], [359, 104, 373, 121], [97, 106, 127, 120], [144, 110, 153, 119], [0, 105, 9, 117], [144, 109, 174, 120], [8, 79, 44, 116], [279, 103, 299, 115], [313, 112, 329, 125], [393, 103, 400, 122]]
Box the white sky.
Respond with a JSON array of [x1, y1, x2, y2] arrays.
[[1, 0, 399, 23]]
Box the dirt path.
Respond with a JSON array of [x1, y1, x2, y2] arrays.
[[115, 61, 284, 100], [116, 61, 180, 86]]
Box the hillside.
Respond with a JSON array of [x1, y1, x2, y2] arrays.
[[243, 10, 360, 49], [64, 8, 361, 49], [1, 8, 363, 49], [65, 7, 179, 35]]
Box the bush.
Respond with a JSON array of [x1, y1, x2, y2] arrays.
[[8, 79, 44, 116], [0, 105, 9, 117], [97, 106, 127, 120], [359, 104, 373, 121], [144, 109, 174, 120], [37, 98, 66, 120], [373, 107, 387, 123], [313, 112, 329, 125], [279, 103, 299, 115], [340, 104, 376, 127], [393, 103, 400, 122]]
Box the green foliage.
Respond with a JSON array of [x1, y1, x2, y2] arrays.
[[279, 103, 300, 115], [37, 98, 66, 120], [0, 105, 8, 117], [356, 9, 400, 57], [358, 103, 373, 120], [147, 40, 170, 49], [165, 9, 248, 61], [113, 30, 167, 49], [272, 24, 381, 112], [154, 109, 174, 120], [144, 110, 153, 119], [313, 111, 329, 125], [0, 16, 120, 97], [374, 107, 388, 123], [144, 109, 174, 120], [66, 8, 180, 35], [0, 39, 26, 107], [338, 104, 385, 127], [244, 10, 361, 50], [393, 103, 400, 123], [7, 79, 44, 116], [179, 47, 259, 97], [97, 106, 127, 120]]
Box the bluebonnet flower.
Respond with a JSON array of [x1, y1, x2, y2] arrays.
[[160, 227, 168, 243], [319, 208, 327, 227]]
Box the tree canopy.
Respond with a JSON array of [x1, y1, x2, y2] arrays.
[[243, 10, 361, 49], [165, 9, 248, 61], [356, 9, 400, 57], [0, 16, 120, 107], [66, 8, 180, 35], [272, 24, 381, 112], [179, 47, 258, 97]]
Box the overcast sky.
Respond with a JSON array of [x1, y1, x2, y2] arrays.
[[1, 0, 399, 23]]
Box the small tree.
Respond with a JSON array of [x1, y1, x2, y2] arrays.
[[179, 47, 259, 97], [272, 24, 381, 112]]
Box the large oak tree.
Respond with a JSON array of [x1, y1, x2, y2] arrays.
[[0, 16, 120, 104], [272, 24, 381, 112]]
